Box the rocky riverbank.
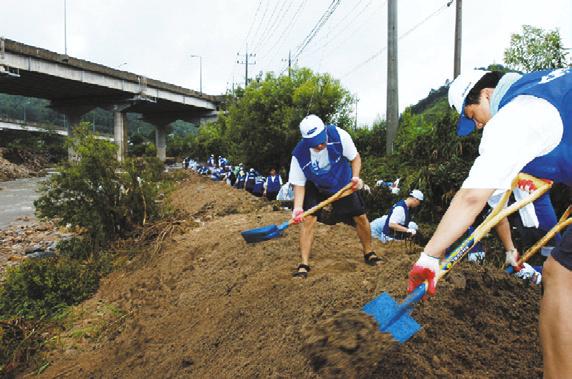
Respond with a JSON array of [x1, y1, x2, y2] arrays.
[[0, 217, 74, 278]]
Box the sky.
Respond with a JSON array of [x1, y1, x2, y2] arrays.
[[1, 0, 571, 126]]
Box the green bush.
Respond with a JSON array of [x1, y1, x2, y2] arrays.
[[34, 124, 163, 250], [0, 258, 100, 320]]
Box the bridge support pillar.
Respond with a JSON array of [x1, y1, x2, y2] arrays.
[[113, 111, 128, 162], [155, 125, 167, 162], [51, 104, 93, 161], [65, 113, 82, 161]]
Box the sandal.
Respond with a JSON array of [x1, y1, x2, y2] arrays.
[[293, 264, 311, 279], [364, 252, 382, 266]]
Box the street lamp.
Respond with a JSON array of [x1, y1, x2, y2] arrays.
[[190, 54, 203, 94], [64, 0, 67, 56]]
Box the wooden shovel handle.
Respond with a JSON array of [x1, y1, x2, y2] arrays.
[[516, 215, 572, 267], [288, 182, 355, 225]]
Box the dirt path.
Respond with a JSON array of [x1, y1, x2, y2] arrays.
[[35, 173, 543, 378]]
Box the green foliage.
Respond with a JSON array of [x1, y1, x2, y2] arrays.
[[349, 118, 386, 157], [504, 25, 569, 72], [188, 68, 353, 170], [186, 121, 227, 161], [0, 258, 100, 320], [361, 102, 480, 224], [34, 124, 162, 249]]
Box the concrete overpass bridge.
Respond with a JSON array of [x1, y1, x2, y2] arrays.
[[0, 38, 223, 161]]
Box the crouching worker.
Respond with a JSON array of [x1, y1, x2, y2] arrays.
[[289, 114, 379, 278], [370, 190, 425, 244]]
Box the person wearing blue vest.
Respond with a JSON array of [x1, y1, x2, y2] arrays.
[[370, 190, 424, 243], [207, 154, 216, 167], [235, 166, 247, 189], [289, 114, 379, 278], [252, 175, 265, 197], [407, 68, 572, 377], [244, 168, 257, 193], [264, 168, 283, 200]]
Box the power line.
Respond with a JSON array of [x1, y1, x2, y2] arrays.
[[305, 0, 380, 57], [251, 0, 282, 52], [263, 0, 309, 71], [305, 0, 370, 53], [244, 0, 263, 46], [248, 0, 271, 50], [292, 0, 343, 62], [255, 0, 293, 56], [342, 0, 451, 79]]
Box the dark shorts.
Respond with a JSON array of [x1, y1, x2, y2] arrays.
[[551, 226, 572, 270], [303, 181, 366, 219]]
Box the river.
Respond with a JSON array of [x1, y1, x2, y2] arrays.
[[0, 176, 47, 229]]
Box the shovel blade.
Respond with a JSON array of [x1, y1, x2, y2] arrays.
[[363, 292, 421, 344], [241, 221, 289, 243]]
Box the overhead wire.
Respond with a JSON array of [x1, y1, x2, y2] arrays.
[[292, 0, 343, 62], [341, 0, 452, 79], [248, 0, 271, 51], [252, 0, 283, 52], [244, 0, 263, 47], [228, 0, 264, 90], [304, 0, 379, 57], [263, 0, 309, 72], [255, 0, 294, 59], [304, 0, 370, 55]]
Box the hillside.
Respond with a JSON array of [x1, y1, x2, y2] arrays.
[[35, 173, 542, 378]]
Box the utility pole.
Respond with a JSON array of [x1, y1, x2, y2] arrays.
[[354, 96, 359, 130], [63, 0, 68, 55], [190, 54, 203, 94], [386, 0, 398, 155], [281, 50, 292, 77], [237, 44, 256, 87], [453, 0, 462, 78]]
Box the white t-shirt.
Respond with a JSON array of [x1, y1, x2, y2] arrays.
[[288, 127, 358, 186], [462, 95, 563, 190], [388, 205, 406, 226]]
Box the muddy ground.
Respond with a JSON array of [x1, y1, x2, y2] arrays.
[[34, 172, 542, 378]]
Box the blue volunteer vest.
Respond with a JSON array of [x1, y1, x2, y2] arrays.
[[235, 171, 246, 187], [266, 175, 281, 193], [253, 178, 265, 195], [292, 125, 353, 194], [499, 68, 572, 185], [245, 171, 256, 190], [382, 200, 411, 237]]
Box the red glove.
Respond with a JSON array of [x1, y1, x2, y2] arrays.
[[408, 252, 441, 297], [351, 176, 364, 191], [292, 207, 304, 224], [517, 179, 536, 192], [505, 248, 524, 272]]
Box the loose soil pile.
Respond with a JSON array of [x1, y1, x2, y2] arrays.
[[36, 172, 542, 378]]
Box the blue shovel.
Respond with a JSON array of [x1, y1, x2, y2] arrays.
[[363, 173, 552, 343], [241, 182, 354, 243]]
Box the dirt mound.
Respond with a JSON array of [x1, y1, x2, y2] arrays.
[[36, 173, 543, 378]]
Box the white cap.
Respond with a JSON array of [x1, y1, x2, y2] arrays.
[[299, 114, 327, 147], [448, 69, 489, 113], [409, 189, 424, 201]]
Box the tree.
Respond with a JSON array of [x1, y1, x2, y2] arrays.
[[219, 67, 354, 171], [504, 25, 569, 72]]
